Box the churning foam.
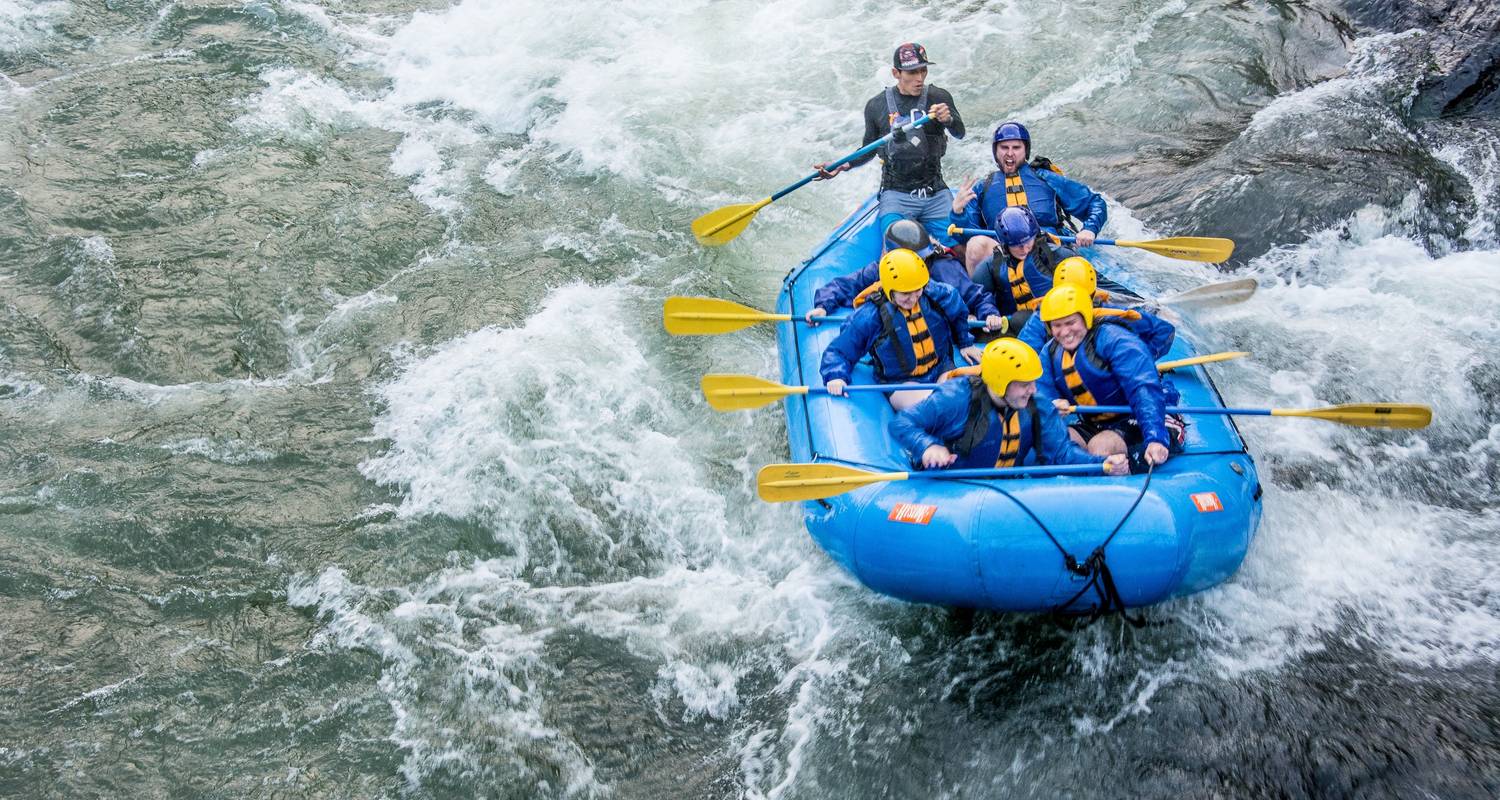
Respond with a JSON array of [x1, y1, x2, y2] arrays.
[[0, 0, 70, 55], [241, 0, 1130, 222], [1179, 201, 1500, 672], [258, 0, 1500, 788], [304, 282, 891, 793]]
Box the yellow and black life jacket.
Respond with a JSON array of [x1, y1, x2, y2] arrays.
[[951, 376, 1041, 468], [1008, 259, 1037, 310], [901, 303, 938, 377], [1058, 328, 1124, 422], [979, 156, 1079, 233], [868, 292, 941, 379]]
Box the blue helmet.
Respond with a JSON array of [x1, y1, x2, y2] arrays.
[[883, 219, 934, 258], [992, 121, 1031, 161], [997, 206, 1040, 247]]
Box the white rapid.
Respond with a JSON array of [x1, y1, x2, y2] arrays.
[[5, 0, 1494, 796]]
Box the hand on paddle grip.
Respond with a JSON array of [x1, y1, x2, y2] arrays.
[[825, 379, 848, 397], [813, 162, 849, 181]]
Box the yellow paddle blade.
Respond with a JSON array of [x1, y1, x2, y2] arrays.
[[663, 296, 788, 336], [1156, 351, 1250, 373], [1272, 403, 1433, 429], [757, 463, 909, 503], [702, 374, 808, 411], [692, 198, 773, 246], [1114, 236, 1236, 263]]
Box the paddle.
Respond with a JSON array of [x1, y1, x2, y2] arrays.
[[702, 356, 1248, 411], [1156, 278, 1258, 309], [1068, 403, 1432, 429], [947, 225, 1235, 263], [702, 374, 939, 411], [1155, 351, 1249, 371], [758, 461, 1109, 503], [664, 296, 990, 336], [706, 374, 1430, 428], [693, 115, 936, 247]]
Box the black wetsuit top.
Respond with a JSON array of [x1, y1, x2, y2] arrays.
[[847, 85, 964, 193]]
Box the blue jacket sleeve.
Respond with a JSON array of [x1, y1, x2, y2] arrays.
[[1031, 405, 1105, 467], [1100, 327, 1170, 447], [934, 286, 975, 349], [889, 382, 969, 466], [813, 262, 881, 313], [1018, 310, 1047, 351], [1037, 172, 1107, 234], [1104, 303, 1176, 359], [819, 307, 878, 385], [928, 256, 998, 319], [1136, 312, 1176, 359]]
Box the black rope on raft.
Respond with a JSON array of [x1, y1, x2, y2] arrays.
[[968, 461, 1155, 628]]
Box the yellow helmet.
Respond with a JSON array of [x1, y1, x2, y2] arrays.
[[979, 339, 1043, 394], [1052, 256, 1097, 295], [879, 249, 929, 297], [1039, 283, 1094, 328]]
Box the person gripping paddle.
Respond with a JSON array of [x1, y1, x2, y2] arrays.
[[813, 42, 966, 245]]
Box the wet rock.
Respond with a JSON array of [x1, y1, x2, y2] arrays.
[[1344, 0, 1500, 118]]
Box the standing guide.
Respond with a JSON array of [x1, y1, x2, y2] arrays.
[[814, 43, 966, 245]]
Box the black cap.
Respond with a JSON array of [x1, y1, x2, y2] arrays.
[[893, 42, 933, 71]]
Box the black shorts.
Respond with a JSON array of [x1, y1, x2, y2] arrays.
[[1070, 415, 1144, 448], [1071, 414, 1188, 452]]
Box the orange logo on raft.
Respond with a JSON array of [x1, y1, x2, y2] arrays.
[[1191, 492, 1223, 513], [887, 503, 937, 525]]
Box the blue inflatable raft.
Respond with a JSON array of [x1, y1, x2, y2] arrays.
[[774, 197, 1262, 613]]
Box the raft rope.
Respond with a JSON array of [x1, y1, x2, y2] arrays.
[[970, 462, 1155, 627]]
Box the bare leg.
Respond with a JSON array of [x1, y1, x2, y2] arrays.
[[1067, 427, 1088, 448], [1086, 430, 1129, 457], [888, 389, 934, 411], [965, 235, 999, 274]]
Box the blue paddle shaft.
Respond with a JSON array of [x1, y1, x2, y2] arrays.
[[823, 313, 986, 330], [808, 383, 936, 396], [909, 464, 1105, 480], [770, 115, 937, 202], [949, 226, 1111, 246], [1074, 405, 1273, 417]]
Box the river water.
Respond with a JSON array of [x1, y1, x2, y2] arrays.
[[2, 0, 1497, 797]]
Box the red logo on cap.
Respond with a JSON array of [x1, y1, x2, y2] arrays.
[[896, 43, 927, 70]]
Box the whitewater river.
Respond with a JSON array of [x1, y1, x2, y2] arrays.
[[2, 0, 1497, 796]]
